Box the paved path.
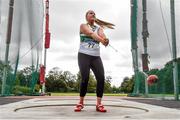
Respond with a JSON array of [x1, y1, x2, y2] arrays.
[[0, 96, 180, 120]]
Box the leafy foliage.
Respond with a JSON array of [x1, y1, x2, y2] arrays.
[[120, 77, 134, 93]]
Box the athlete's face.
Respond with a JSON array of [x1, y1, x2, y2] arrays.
[[86, 10, 96, 23]]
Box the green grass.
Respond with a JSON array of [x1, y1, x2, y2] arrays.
[[51, 92, 127, 96], [147, 94, 176, 97]]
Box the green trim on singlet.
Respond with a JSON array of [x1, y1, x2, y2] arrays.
[[80, 35, 92, 42], [79, 24, 100, 43], [80, 35, 99, 44]]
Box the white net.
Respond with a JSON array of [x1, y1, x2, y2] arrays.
[[0, 0, 44, 94]]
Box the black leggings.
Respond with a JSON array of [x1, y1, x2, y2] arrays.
[[78, 52, 105, 98]]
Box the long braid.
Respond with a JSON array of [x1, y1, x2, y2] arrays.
[[95, 18, 115, 29], [85, 10, 115, 29]]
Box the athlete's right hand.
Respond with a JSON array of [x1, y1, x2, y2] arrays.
[[102, 38, 109, 47]]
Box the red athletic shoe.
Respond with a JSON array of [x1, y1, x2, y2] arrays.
[[74, 103, 84, 112], [96, 104, 107, 112]]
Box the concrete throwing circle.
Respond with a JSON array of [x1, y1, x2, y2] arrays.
[[14, 104, 148, 119]]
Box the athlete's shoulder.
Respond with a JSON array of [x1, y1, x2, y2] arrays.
[[80, 23, 88, 27]]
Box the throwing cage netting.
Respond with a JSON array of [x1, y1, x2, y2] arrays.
[[0, 0, 44, 96], [131, 0, 180, 100]]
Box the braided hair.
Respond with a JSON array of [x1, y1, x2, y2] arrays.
[[86, 10, 115, 29]]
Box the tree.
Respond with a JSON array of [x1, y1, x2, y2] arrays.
[[120, 77, 134, 93], [74, 71, 81, 92], [45, 67, 81, 92], [87, 71, 96, 93], [112, 85, 120, 93], [63, 71, 76, 92], [104, 76, 112, 93], [16, 66, 35, 87]]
